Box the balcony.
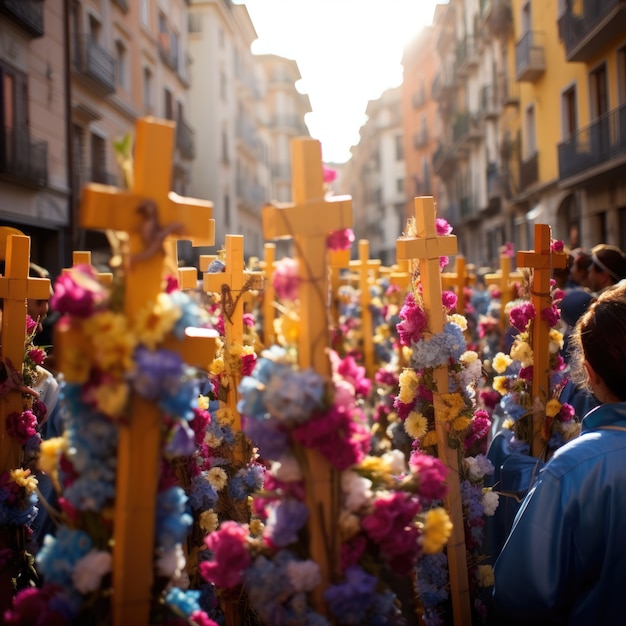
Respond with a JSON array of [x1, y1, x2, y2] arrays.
[[412, 88, 426, 109], [73, 35, 116, 94], [480, 85, 500, 118], [519, 151, 539, 190], [90, 168, 118, 185], [176, 118, 195, 160], [433, 142, 457, 179], [413, 129, 428, 149], [431, 62, 457, 104], [558, 103, 626, 184], [0, 0, 44, 37], [460, 195, 479, 221], [452, 112, 483, 147], [0, 125, 48, 188], [456, 35, 478, 77], [485, 163, 504, 213], [559, 0, 626, 62], [498, 74, 520, 107], [515, 31, 546, 82], [479, 0, 512, 38]]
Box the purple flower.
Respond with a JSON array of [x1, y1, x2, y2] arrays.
[[263, 498, 309, 548]]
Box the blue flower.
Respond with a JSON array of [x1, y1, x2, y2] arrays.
[[188, 473, 218, 511], [131, 347, 185, 400], [264, 498, 309, 547], [165, 587, 202, 617], [36, 527, 93, 587], [324, 566, 377, 623]]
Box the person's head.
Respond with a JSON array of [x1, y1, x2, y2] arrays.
[[587, 244, 626, 293], [570, 283, 626, 403], [569, 248, 591, 288], [552, 245, 572, 288], [27, 262, 52, 334]]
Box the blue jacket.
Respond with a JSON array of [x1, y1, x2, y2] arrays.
[[492, 402, 626, 625]]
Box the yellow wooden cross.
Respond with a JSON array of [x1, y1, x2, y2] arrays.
[[329, 248, 350, 327], [262, 137, 352, 614], [63, 250, 113, 286], [441, 255, 475, 312], [396, 197, 471, 626], [485, 254, 523, 331], [389, 258, 411, 291], [516, 224, 567, 459], [58, 117, 218, 626], [349, 240, 380, 379], [0, 233, 50, 474], [259, 243, 277, 346]]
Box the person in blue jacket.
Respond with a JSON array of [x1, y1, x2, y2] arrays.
[[492, 282, 626, 625]]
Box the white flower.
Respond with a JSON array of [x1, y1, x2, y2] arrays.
[[72, 550, 112, 593], [482, 489, 500, 516], [464, 454, 494, 481], [207, 467, 228, 491], [156, 544, 186, 578], [341, 470, 373, 512], [285, 559, 321, 593], [272, 454, 303, 482], [381, 449, 406, 475]]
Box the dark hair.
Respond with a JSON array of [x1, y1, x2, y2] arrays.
[[590, 244, 626, 284], [569, 283, 626, 401]]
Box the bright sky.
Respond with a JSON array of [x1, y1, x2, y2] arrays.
[[242, 0, 444, 164]]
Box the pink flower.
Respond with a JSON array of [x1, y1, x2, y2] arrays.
[[464, 410, 491, 452], [25, 316, 37, 335], [336, 354, 371, 398], [500, 242, 515, 258], [509, 301, 536, 332], [27, 347, 46, 366], [243, 313, 255, 328], [396, 293, 428, 346], [323, 165, 338, 183], [442, 290, 457, 312], [559, 402, 575, 422], [51, 265, 106, 318], [241, 353, 257, 376], [164, 274, 179, 293], [273, 257, 300, 302], [199, 521, 251, 588], [341, 534, 367, 570], [409, 452, 449, 502], [189, 611, 219, 626], [551, 240, 564, 253], [6, 410, 38, 444], [327, 228, 355, 252], [436, 218, 453, 236], [519, 366, 533, 381], [541, 304, 560, 327]]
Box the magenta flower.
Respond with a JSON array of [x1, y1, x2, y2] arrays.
[[541, 304, 560, 327], [273, 257, 300, 302], [243, 313, 255, 328], [6, 410, 38, 445], [509, 301, 536, 332], [27, 347, 46, 366], [442, 290, 457, 312], [199, 521, 251, 588], [341, 534, 367, 570], [436, 218, 452, 236], [396, 293, 428, 346], [464, 410, 491, 452], [559, 402, 575, 422], [551, 240, 564, 253], [25, 315, 37, 335], [336, 354, 371, 398], [51, 265, 105, 318], [409, 452, 449, 502], [323, 164, 338, 183], [327, 228, 355, 252], [500, 242, 515, 258], [241, 353, 257, 376]]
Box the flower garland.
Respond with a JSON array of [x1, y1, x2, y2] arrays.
[[393, 217, 499, 625], [5, 265, 222, 625]]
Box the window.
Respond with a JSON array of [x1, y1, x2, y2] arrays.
[[90, 133, 107, 183], [220, 70, 227, 101], [562, 85, 577, 138], [396, 178, 404, 193], [142, 66, 153, 112], [525, 104, 536, 156], [1, 61, 28, 130], [164, 88, 174, 120], [395, 134, 403, 160], [221, 128, 229, 163], [140, 0, 149, 28], [590, 63, 609, 118], [115, 40, 127, 90]]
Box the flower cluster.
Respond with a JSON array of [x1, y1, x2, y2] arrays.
[[6, 265, 220, 625]]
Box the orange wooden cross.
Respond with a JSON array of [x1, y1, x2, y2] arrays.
[[260, 243, 277, 346], [63, 250, 113, 286], [59, 117, 218, 626], [349, 239, 380, 379], [0, 233, 50, 474], [262, 137, 352, 615], [329, 248, 350, 327], [441, 255, 475, 312], [485, 254, 523, 331], [516, 224, 567, 459], [396, 197, 471, 626], [389, 259, 411, 291]]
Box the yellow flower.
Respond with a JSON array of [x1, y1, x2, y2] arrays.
[[439, 393, 465, 422], [448, 313, 467, 331], [398, 369, 420, 404], [199, 510, 219, 533], [404, 411, 428, 440], [492, 352, 513, 374], [85, 311, 137, 373], [209, 357, 225, 376], [10, 468, 38, 493], [205, 431, 223, 447], [493, 375, 509, 395], [359, 455, 386, 475], [274, 312, 299, 345], [545, 398, 562, 418], [476, 564, 495, 588], [452, 415, 471, 431], [93, 381, 129, 418], [502, 418, 515, 430], [207, 467, 228, 491], [549, 328, 564, 354], [459, 350, 478, 365], [216, 407, 235, 426], [198, 395, 210, 410], [422, 430, 438, 447], [63, 346, 92, 383], [422, 507, 453, 554], [38, 437, 66, 476], [249, 518, 264, 536], [510, 339, 534, 368], [133, 293, 182, 350]]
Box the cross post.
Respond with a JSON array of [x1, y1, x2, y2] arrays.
[[441, 255, 475, 312], [262, 137, 352, 614], [349, 239, 380, 379], [396, 197, 471, 626], [485, 254, 523, 331], [260, 243, 277, 346], [58, 117, 217, 626], [516, 224, 567, 459], [0, 234, 50, 473], [63, 250, 113, 286]]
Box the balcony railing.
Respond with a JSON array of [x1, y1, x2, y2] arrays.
[[73, 35, 116, 93], [90, 168, 118, 185], [479, 0, 512, 38], [519, 151, 539, 190], [480, 85, 499, 118], [413, 129, 428, 149], [558, 103, 626, 182], [558, 0, 626, 62], [456, 35, 478, 76], [0, 0, 44, 37], [431, 62, 457, 102], [452, 112, 483, 146], [516, 31, 546, 82], [0, 125, 48, 188], [433, 142, 457, 178], [498, 74, 520, 107], [176, 118, 195, 160]]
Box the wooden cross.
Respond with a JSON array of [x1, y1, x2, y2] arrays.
[[485, 254, 523, 331], [516, 224, 567, 459], [0, 233, 50, 474], [63, 250, 113, 286], [260, 243, 277, 346], [349, 240, 380, 379], [389, 258, 411, 291], [329, 248, 350, 327], [262, 137, 352, 615], [396, 197, 471, 626], [58, 117, 218, 626], [441, 255, 475, 312]]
